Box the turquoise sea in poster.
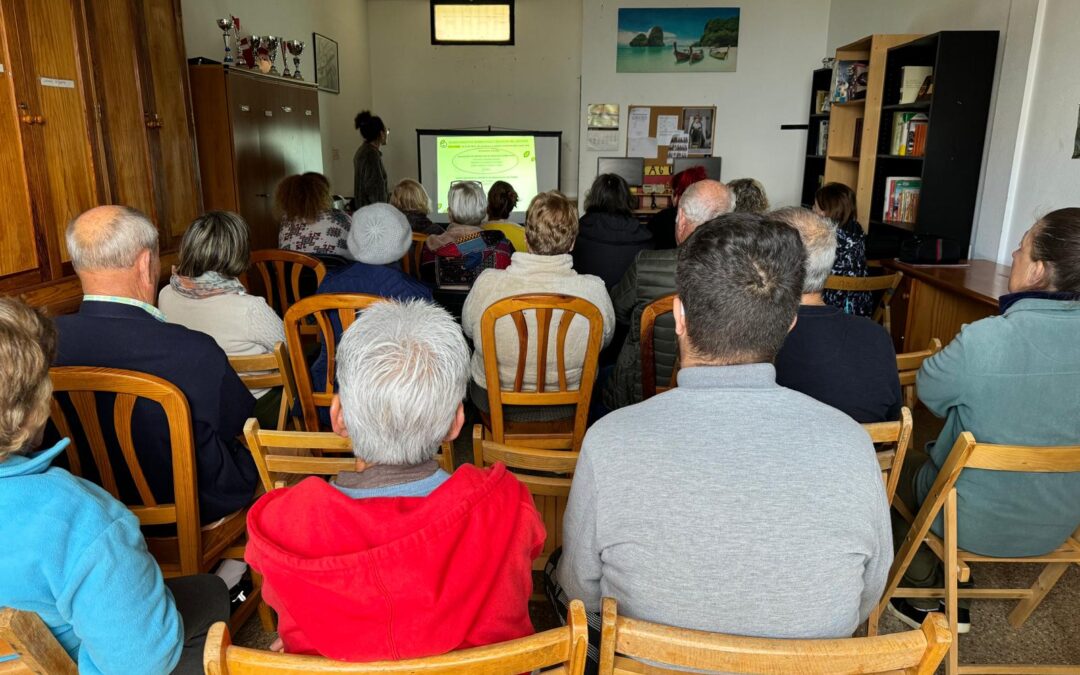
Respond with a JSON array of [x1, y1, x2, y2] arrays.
[[616, 7, 739, 73]]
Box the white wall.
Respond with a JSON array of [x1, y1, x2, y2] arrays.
[[826, 0, 1038, 263], [179, 0, 372, 195], [367, 0, 583, 199], [578, 0, 831, 208]]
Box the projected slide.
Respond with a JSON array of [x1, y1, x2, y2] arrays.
[[436, 136, 538, 213]]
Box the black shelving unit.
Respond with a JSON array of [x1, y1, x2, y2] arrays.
[[867, 31, 999, 259], [800, 67, 833, 207]]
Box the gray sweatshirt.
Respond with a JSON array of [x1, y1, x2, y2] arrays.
[[557, 364, 892, 638]]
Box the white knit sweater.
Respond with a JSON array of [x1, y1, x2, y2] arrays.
[[158, 287, 285, 397], [461, 253, 614, 392]]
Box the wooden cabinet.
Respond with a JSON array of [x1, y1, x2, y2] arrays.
[[0, 0, 198, 312], [189, 64, 322, 251]]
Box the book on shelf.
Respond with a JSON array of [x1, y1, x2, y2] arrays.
[[852, 118, 864, 156], [883, 176, 921, 223], [814, 90, 828, 114], [831, 60, 868, 103], [817, 120, 829, 155], [890, 112, 928, 156], [900, 66, 933, 104]]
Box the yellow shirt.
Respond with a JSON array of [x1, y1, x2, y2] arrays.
[[482, 221, 527, 253]]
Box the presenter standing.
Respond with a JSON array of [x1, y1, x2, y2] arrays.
[[353, 111, 389, 208]]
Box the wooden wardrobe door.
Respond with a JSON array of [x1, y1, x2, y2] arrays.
[[296, 87, 322, 175], [0, 6, 39, 281], [17, 0, 102, 265], [229, 73, 274, 249], [142, 0, 199, 240]]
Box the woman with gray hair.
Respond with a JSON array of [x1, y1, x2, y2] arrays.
[[421, 181, 514, 290], [159, 211, 285, 428], [245, 299, 544, 662], [771, 206, 900, 424]]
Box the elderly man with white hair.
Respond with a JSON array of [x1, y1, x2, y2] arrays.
[[603, 179, 735, 411], [772, 206, 901, 423], [421, 181, 514, 289], [246, 300, 545, 662]]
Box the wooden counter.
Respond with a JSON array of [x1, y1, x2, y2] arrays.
[[882, 258, 1011, 352]]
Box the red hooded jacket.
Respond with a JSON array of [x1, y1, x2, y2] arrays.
[[245, 463, 545, 661]]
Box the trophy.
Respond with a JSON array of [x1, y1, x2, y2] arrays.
[[245, 34, 262, 68], [266, 35, 280, 74], [281, 39, 292, 78], [255, 35, 272, 73], [286, 40, 305, 80], [216, 18, 233, 64]]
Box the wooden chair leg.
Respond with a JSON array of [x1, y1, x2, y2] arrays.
[[472, 424, 485, 467], [867, 603, 881, 637], [944, 488, 959, 675], [1007, 562, 1070, 628]]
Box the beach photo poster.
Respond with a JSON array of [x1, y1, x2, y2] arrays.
[[616, 7, 739, 73], [683, 107, 715, 155]]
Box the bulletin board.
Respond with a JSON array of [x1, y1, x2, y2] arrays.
[[626, 104, 717, 185]]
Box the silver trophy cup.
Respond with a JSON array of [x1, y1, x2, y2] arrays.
[[286, 40, 305, 80], [216, 18, 233, 64], [265, 35, 279, 74]]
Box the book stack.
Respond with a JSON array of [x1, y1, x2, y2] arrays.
[[899, 66, 933, 103], [883, 176, 921, 223], [890, 112, 928, 156]]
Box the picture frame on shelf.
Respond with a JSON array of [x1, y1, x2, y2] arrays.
[[313, 32, 339, 94]]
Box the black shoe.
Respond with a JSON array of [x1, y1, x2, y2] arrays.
[[941, 601, 971, 634], [886, 598, 937, 630]]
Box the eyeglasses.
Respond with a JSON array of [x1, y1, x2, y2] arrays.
[[451, 180, 483, 188]]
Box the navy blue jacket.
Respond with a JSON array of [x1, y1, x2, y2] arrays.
[[54, 301, 258, 523]]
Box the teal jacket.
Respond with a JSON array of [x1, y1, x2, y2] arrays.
[[915, 297, 1080, 556], [0, 440, 182, 674]]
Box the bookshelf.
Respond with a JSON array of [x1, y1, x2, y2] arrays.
[[800, 67, 833, 207], [803, 35, 920, 220], [867, 31, 999, 259]]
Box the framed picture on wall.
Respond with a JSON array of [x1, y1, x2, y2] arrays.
[[682, 107, 715, 156], [313, 32, 340, 94]]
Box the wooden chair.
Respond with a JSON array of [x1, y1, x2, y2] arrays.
[[203, 599, 589, 675], [639, 294, 680, 401], [401, 232, 428, 279], [598, 597, 950, 675], [825, 271, 903, 333], [475, 439, 576, 570], [869, 433, 1080, 674], [473, 294, 604, 454], [283, 293, 384, 432], [865, 406, 914, 505], [47, 366, 260, 631], [228, 342, 299, 431], [0, 608, 77, 674], [245, 419, 454, 492], [246, 249, 327, 318], [896, 338, 943, 411]]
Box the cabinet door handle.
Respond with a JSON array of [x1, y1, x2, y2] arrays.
[[240, 104, 250, 112], [33, 115, 44, 125], [20, 114, 34, 125], [255, 193, 269, 198], [281, 106, 292, 113]]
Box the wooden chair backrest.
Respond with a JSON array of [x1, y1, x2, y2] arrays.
[[478, 440, 577, 569], [597, 597, 950, 675], [480, 294, 604, 452], [283, 293, 385, 432], [244, 419, 453, 491], [229, 343, 298, 431], [896, 338, 942, 410], [864, 406, 913, 504], [247, 250, 327, 317], [825, 271, 903, 326], [47, 367, 201, 575], [639, 294, 679, 400], [203, 599, 589, 675], [401, 233, 428, 279], [0, 608, 77, 675]]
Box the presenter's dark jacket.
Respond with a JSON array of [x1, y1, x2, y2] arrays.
[[353, 142, 389, 207], [571, 211, 654, 290], [54, 300, 259, 523]]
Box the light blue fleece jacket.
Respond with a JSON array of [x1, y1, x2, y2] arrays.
[[0, 440, 182, 674]]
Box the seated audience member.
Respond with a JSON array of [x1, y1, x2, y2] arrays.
[[772, 207, 900, 423], [390, 178, 444, 235], [56, 206, 257, 524], [246, 300, 544, 661], [421, 181, 514, 289], [311, 203, 433, 402], [0, 296, 229, 675], [462, 191, 615, 419], [814, 182, 873, 316], [646, 166, 707, 249], [572, 173, 654, 289], [728, 177, 770, 213], [604, 180, 733, 411], [550, 214, 891, 666], [482, 180, 527, 252], [159, 211, 286, 430], [889, 208, 1080, 632], [276, 172, 353, 259]]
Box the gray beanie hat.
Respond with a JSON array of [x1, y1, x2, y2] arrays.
[[348, 203, 412, 265]]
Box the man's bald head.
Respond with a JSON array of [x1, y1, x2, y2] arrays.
[[66, 206, 159, 272], [676, 180, 734, 244]]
